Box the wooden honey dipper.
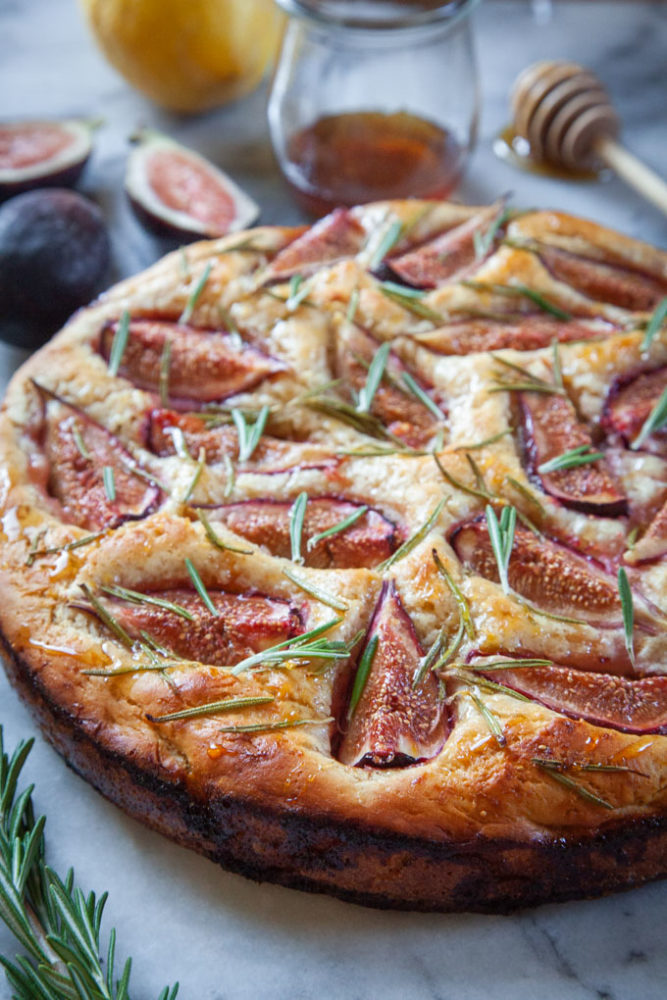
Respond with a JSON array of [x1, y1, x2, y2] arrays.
[[511, 61, 667, 215]]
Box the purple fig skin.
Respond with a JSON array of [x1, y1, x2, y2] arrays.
[[337, 580, 448, 768], [0, 189, 110, 349]]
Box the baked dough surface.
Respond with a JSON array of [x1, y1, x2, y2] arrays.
[[1, 200, 666, 911]]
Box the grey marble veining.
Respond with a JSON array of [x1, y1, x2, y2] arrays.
[[1, 2, 666, 998]]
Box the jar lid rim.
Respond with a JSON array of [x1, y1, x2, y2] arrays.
[[274, 0, 480, 30]]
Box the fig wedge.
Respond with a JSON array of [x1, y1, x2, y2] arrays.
[[387, 205, 504, 289], [204, 497, 398, 569], [126, 130, 259, 241], [147, 409, 334, 473], [37, 387, 159, 531], [334, 325, 443, 447], [416, 316, 611, 356], [631, 498, 667, 563], [266, 207, 365, 282], [537, 245, 666, 312], [0, 119, 94, 200], [450, 517, 622, 625], [602, 367, 667, 456], [86, 587, 303, 667], [337, 581, 447, 767], [100, 318, 285, 406], [520, 391, 626, 515], [472, 658, 667, 735]]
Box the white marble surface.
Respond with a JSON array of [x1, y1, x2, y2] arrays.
[[1, 1, 667, 997]]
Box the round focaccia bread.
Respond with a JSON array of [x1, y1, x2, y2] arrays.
[[1, 200, 666, 912]]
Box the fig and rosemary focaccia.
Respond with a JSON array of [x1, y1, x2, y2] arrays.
[[1, 200, 666, 912]]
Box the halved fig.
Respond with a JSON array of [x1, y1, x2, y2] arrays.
[[631, 498, 667, 563], [537, 244, 666, 312], [450, 517, 622, 625], [520, 390, 626, 515], [0, 119, 94, 200], [37, 388, 159, 531], [471, 657, 667, 735], [387, 205, 505, 289], [334, 325, 443, 447], [99, 318, 285, 406], [337, 581, 447, 767], [147, 409, 334, 473], [125, 130, 259, 242], [602, 367, 667, 456], [204, 497, 398, 568], [416, 316, 612, 356], [265, 207, 366, 282], [86, 586, 303, 667]]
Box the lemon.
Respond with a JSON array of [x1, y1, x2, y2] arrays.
[[79, 0, 284, 113]]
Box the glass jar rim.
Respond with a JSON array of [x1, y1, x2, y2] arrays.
[[273, 0, 480, 31]]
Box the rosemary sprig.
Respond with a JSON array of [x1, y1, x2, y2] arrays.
[[506, 475, 546, 514], [630, 387, 667, 451], [29, 532, 104, 563], [512, 592, 587, 625], [148, 695, 274, 724], [486, 503, 516, 594], [369, 218, 404, 270], [533, 758, 613, 810], [453, 428, 512, 451], [469, 657, 552, 671], [305, 396, 389, 440], [641, 295, 667, 354], [433, 453, 491, 503], [181, 447, 206, 503], [445, 667, 531, 702], [463, 280, 572, 321], [281, 568, 349, 612], [412, 626, 447, 689], [195, 509, 252, 555], [99, 584, 195, 622], [618, 567, 635, 665], [0, 728, 179, 1000], [185, 558, 218, 616], [158, 339, 172, 406], [377, 498, 446, 572], [307, 505, 368, 550], [288, 491, 308, 564], [432, 620, 465, 674], [219, 717, 333, 734], [102, 466, 116, 503], [72, 421, 90, 459], [356, 342, 391, 413], [401, 372, 446, 419], [346, 286, 360, 323], [537, 445, 605, 475], [473, 206, 509, 260], [347, 635, 379, 720], [232, 405, 270, 462], [467, 691, 506, 747], [180, 261, 212, 324], [79, 583, 132, 647], [432, 550, 475, 638], [230, 618, 352, 676], [378, 282, 445, 324], [286, 273, 312, 311], [107, 310, 130, 378]]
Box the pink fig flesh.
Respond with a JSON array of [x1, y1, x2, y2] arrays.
[[266, 208, 365, 281], [417, 317, 611, 356], [206, 497, 398, 568], [537, 245, 666, 312], [602, 367, 667, 456], [520, 390, 626, 515], [99, 318, 285, 406], [337, 581, 447, 767]]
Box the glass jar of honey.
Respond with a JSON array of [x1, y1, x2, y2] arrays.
[[268, 0, 480, 215]]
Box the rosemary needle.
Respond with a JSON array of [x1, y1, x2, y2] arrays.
[[180, 261, 212, 323], [107, 309, 130, 377], [185, 558, 218, 616]]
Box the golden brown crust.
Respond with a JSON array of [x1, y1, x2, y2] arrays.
[[0, 201, 666, 911]]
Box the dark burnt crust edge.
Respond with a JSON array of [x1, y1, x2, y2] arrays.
[[2, 628, 666, 914]]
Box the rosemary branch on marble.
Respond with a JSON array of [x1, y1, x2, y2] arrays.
[[0, 727, 179, 1000]]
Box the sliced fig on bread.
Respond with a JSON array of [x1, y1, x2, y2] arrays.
[[602, 366, 667, 457], [266, 207, 365, 282], [416, 316, 611, 356], [337, 581, 447, 767], [536, 244, 666, 312]]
